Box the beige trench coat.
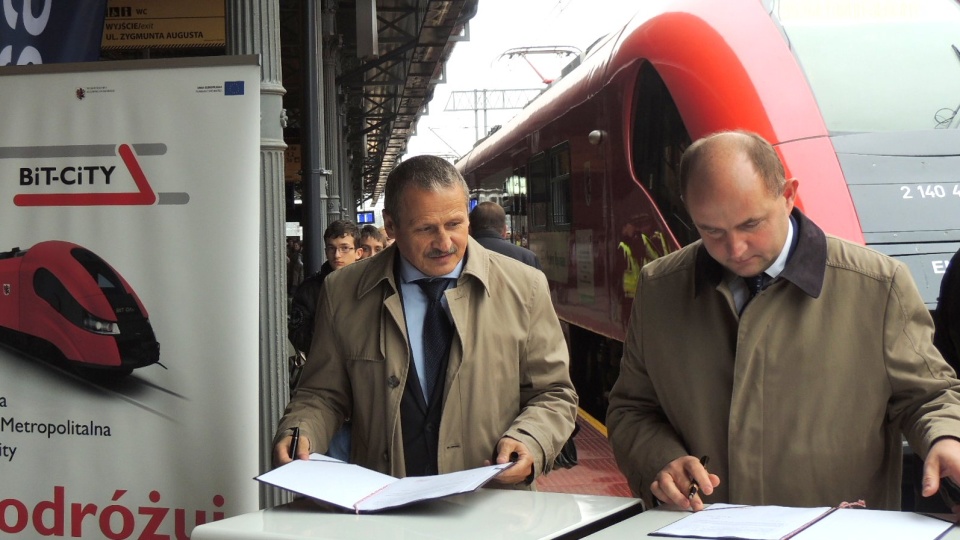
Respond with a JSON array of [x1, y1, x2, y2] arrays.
[[276, 237, 578, 483], [608, 212, 960, 509]]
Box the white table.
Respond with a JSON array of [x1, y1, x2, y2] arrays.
[[581, 507, 960, 539], [192, 489, 643, 540]]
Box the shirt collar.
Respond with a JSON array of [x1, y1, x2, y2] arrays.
[[764, 214, 794, 280], [695, 208, 826, 299]]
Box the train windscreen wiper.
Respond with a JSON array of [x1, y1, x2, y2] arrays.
[[934, 44, 960, 128]]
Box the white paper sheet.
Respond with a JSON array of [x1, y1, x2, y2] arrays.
[[797, 508, 953, 540], [256, 455, 395, 510], [652, 503, 956, 540], [255, 453, 513, 513], [652, 504, 832, 539], [355, 464, 514, 512]]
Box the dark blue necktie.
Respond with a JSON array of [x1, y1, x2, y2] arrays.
[[745, 274, 767, 298], [741, 273, 769, 314], [416, 279, 454, 402]]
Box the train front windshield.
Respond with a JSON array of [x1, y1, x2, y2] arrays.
[[777, 0, 960, 132], [71, 248, 124, 292], [774, 0, 960, 307]]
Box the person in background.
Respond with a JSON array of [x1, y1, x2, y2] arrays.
[[379, 225, 395, 248], [469, 201, 542, 270], [273, 155, 577, 485], [288, 219, 361, 355], [287, 239, 304, 296], [358, 224, 386, 259], [607, 130, 960, 512], [287, 219, 362, 461], [935, 247, 960, 373]]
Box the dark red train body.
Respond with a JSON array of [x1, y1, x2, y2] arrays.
[[456, 0, 960, 416], [0, 240, 160, 373]]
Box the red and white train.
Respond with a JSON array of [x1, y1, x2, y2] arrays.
[[456, 0, 960, 416], [0, 240, 160, 375]]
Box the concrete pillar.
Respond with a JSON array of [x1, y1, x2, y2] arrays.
[[225, 0, 289, 508]]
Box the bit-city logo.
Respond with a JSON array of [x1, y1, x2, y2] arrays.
[[3, 143, 189, 206]]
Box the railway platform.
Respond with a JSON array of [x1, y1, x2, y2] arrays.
[[535, 409, 632, 497]]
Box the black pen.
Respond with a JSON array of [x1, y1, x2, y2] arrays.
[[289, 426, 300, 460], [688, 455, 710, 500]]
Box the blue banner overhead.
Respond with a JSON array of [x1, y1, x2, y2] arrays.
[[0, 1, 107, 65]]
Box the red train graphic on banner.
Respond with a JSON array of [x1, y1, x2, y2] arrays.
[[0, 240, 160, 375]]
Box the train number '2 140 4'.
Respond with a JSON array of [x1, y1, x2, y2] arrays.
[[901, 184, 960, 199]]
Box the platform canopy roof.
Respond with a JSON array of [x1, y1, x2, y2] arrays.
[[292, 0, 479, 206]]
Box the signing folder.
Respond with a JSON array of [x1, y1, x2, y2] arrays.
[[255, 454, 512, 513], [651, 503, 954, 540]]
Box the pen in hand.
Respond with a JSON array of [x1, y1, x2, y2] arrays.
[[289, 427, 300, 460], [688, 455, 710, 500]]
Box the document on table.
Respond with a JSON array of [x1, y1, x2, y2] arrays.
[[651, 503, 954, 540], [796, 507, 954, 540], [255, 454, 513, 513], [652, 504, 830, 539]]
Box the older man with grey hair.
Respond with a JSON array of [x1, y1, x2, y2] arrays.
[[274, 155, 577, 486]]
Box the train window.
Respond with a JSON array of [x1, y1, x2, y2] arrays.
[[70, 248, 123, 291], [504, 167, 529, 245], [528, 154, 548, 231], [509, 167, 528, 218], [33, 268, 84, 326], [631, 63, 696, 246], [549, 144, 572, 229]]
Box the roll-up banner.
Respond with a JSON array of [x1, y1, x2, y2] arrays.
[[0, 56, 261, 538]]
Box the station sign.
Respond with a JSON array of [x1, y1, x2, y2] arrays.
[[101, 0, 225, 50]]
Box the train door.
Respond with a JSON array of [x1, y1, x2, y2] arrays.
[[572, 63, 697, 420], [630, 63, 694, 249]]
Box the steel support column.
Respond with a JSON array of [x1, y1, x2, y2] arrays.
[[323, 0, 344, 221], [301, 0, 330, 275]]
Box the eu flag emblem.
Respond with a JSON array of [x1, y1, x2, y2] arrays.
[[224, 81, 245, 96]]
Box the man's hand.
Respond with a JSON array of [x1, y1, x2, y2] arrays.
[[483, 437, 534, 485], [651, 455, 721, 511], [921, 437, 960, 514], [272, 433, 311, 467]]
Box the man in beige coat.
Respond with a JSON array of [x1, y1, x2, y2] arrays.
[[273, 155, 577, 485], [608, 130, 960, 511]]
